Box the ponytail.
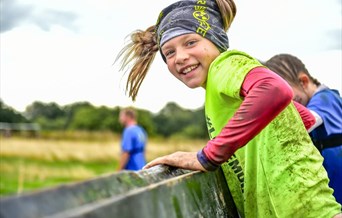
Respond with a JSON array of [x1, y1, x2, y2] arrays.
[[116, 25, 158, 101], [216, 0, 237, 31]]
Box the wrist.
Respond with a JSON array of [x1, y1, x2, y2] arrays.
[[197, 149, 219, 171]]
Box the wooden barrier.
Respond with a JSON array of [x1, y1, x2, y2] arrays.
[[0, 165, 239, 218]]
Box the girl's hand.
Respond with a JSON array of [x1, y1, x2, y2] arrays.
[[143, 151, 207, 172]]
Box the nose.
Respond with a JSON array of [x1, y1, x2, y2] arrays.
[[175, 48, 189, 64]]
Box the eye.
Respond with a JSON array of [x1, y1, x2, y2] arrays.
[[163, 49, 175, 58], [186, 39, 197, 47]]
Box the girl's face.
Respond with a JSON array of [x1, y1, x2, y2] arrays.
[[161, 33, 220, 89]]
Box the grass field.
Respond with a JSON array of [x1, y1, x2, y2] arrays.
[[0, 133, 205, 197]]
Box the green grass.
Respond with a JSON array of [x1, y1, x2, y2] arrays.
[[0, 134, 204, 197], [0, 156, 118, 196]]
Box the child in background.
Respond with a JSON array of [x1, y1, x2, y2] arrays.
[[116, 0, 342, 217], [265, 53, 342, 205]]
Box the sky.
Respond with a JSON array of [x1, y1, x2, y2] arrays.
[[1, 0, 341, 113]]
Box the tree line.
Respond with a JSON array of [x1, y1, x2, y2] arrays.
[[0, 99, 208, 139]]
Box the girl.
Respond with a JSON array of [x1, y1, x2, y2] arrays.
[[265, 53, 342, 205], [116, 0, 341, 217]]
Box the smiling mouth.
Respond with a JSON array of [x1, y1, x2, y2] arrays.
[[181, 64, 198, 74]]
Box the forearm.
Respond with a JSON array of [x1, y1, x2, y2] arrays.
[[293, 101, 317, 131], [118, 152, 130, 170]]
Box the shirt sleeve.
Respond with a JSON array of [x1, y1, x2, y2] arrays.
[[121, 128, 133, 152], [307, 110, 323, 133], [198, 67, 293, 171], [307, 90, 342, 136], [292, 101, 317, 132]]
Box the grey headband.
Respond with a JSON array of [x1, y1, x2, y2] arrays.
[[156, 0, 229, 56]]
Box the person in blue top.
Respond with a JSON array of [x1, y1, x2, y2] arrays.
[[118, 107, 147, 171], [265, 53, 342, 204]]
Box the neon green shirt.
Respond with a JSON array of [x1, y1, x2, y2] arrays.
[[205, 50, 341, 217]]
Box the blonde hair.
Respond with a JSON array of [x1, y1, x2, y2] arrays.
[[216, 0, 236, 31], [116, 0, 236, 101]]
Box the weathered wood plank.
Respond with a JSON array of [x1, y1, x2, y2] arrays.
[[0, 166, 238, 218]]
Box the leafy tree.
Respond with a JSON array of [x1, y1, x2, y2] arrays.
[[25, 101, 65, 120], [0, 100, 28, 123], [3, 99, 207, 138], [68, 105, 120, 131], [68, 106, 99, 130], [24, 101, 67, 130], [136, 108, 156, 136], [100, 106, 121, 132], [96, 106, 120, 131], [63, 102, 93, 129], [154, 102, 195, 137], [189, 107, 208, 139], [34, 117, 67, 130]]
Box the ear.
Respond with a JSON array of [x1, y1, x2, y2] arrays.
[[298, 72, 310, 88]]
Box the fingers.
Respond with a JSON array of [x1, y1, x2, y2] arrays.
[[143, 157, 165, 169], [142, 162, 155, 169]]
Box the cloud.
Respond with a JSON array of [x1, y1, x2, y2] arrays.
[[0, 0, 33, 32], [0, 0, 78, 33], [32, 9, 78, 32], [326, 29, 342, 50]]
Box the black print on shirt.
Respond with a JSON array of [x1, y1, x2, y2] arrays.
[[206, 115, 215, 139], [228, 154, 245, 193]]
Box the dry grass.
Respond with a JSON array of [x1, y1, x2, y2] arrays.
[[0, 162, 95, 182], [0, 138, 118, 162], [1, 136, 118, 195], [0, 135, 206, 195], [0, 136, 206, 163]]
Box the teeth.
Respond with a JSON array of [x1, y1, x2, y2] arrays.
[[183, 65, 197, 74]]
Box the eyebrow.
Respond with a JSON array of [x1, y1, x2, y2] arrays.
[[162, 33, 200, 52]]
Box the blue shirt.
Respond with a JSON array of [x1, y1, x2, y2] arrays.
[[307, 86, 342, 204], [121, 125, 147, 170], [308, 87, 342, 140]]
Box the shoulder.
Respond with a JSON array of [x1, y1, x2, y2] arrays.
[[211, 50, 263, 77], [136, 125, 146, 133], [123, 125, 136, 135], [126, 125, 146, 134], [314, 88, 341, 98], [214, 50, 260, 64], [309, 88, 342, 107], [308, 88, 342, 121], [207, 50, 264, 98]]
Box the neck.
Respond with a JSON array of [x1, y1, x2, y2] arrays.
[[126, 120, 137, 127], [306, 82, 318, 98]]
